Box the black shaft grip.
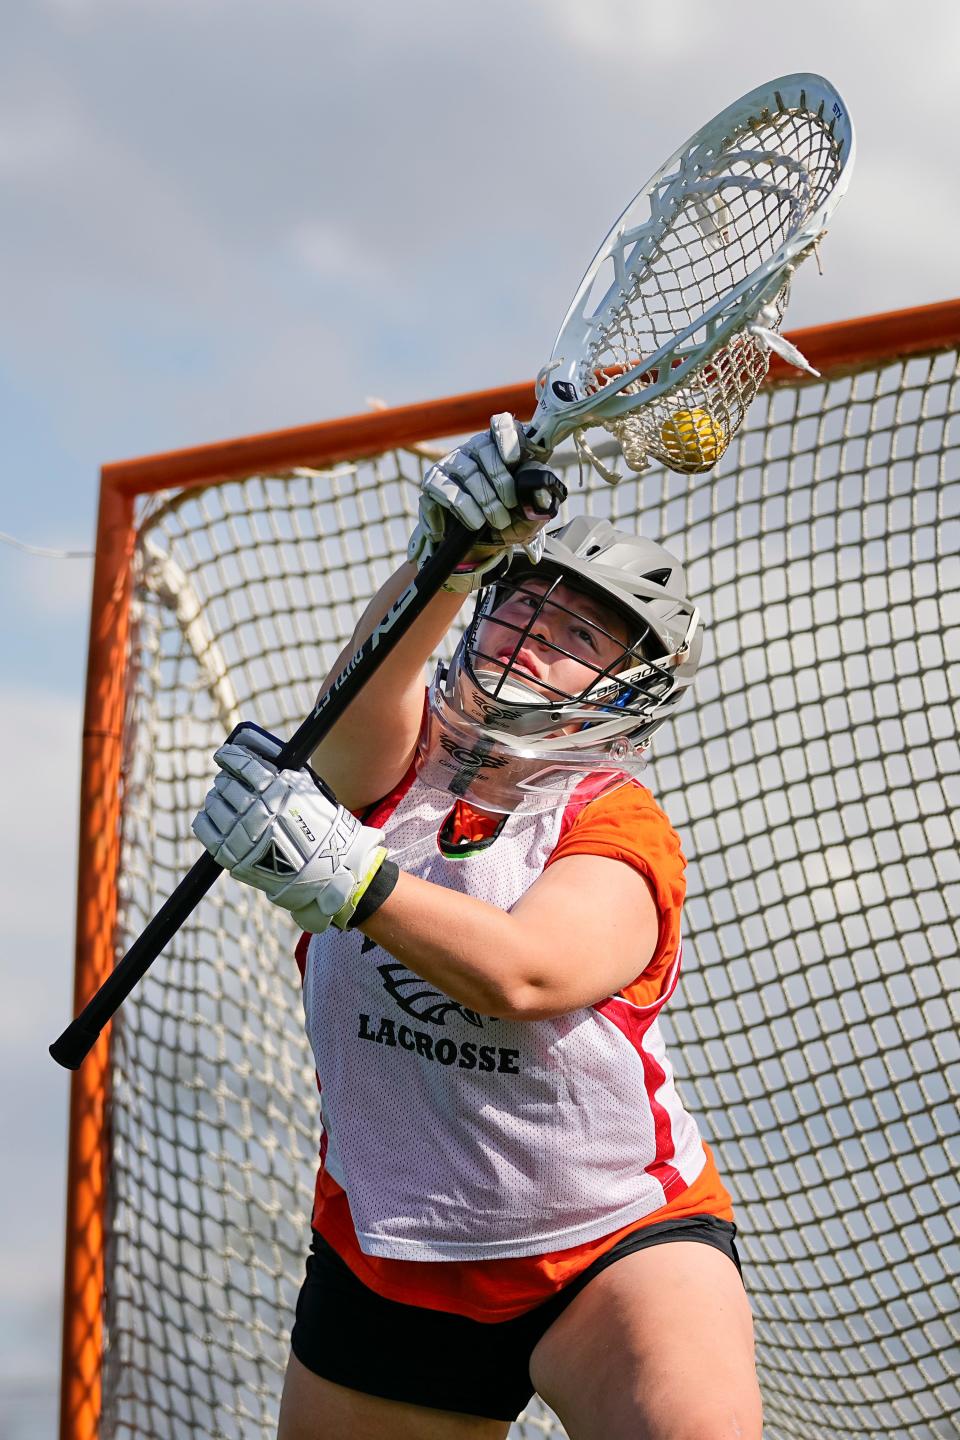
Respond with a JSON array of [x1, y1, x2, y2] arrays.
[[516, 463, 566, 519]]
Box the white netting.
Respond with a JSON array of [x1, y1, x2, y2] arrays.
[[100, 345, 959, 1439]]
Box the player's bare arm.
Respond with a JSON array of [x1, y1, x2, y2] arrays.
[[311, 562, 466, 810], [310, 414, 552, 808], [359, 852, 660, 1020]]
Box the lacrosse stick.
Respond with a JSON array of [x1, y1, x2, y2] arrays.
[[51, 72, 853, 1070], [523, 72, 854, 478]]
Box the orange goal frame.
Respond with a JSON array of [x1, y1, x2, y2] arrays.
[[59, 298, 960, 1440]]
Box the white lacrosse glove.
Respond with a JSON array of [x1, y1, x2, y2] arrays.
[[408, 412, 559, 593], [192, 723, 395, 933]]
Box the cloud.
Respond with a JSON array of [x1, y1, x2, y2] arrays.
[[2, 0, 956, 469], [288, 218, 385, 286], [0, 100, 81, 178], [534, 0, 717, 60]]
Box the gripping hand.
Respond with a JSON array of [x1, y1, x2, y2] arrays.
[[408, 413, 560, 592], [192, 723, 390, 933]]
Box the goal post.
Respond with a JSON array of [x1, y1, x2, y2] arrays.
[[61, 300, 960, 1440]]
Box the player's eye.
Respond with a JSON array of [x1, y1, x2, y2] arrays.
[[572, 624, 599, 651], [509, 593, 543, 616]]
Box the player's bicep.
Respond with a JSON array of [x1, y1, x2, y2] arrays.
[[509, 853, 660, 1017]]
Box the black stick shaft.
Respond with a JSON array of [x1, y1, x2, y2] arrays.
[[50, 470, 565, 1070]]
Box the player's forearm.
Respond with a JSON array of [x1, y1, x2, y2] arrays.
[[310, 562, 466, 800], [358, 870, 555, 1020]]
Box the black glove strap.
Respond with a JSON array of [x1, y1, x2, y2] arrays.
[[348, 859, 400, 928]]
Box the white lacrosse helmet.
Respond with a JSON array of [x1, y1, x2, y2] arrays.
[[416, 516, 702, 813]]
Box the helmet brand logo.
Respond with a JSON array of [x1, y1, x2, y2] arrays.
[[438, 735, 509, 770]]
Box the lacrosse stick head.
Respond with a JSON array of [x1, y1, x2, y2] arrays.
[[526, 73, 855, 474]]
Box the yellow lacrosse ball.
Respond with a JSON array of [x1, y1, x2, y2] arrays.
[[659, 407, 727, 472]]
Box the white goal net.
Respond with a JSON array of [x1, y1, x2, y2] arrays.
[[63, 311, 960, 1440]]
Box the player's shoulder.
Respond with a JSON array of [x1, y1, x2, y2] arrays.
[[550, 773, 687, 907], [566, 773, 674, 826], [557, 773, 683, 855]]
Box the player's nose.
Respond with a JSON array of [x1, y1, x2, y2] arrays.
[[528, 622, 555, 648]]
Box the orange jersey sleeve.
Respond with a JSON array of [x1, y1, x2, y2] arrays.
[[545, 778, 687, 1008]]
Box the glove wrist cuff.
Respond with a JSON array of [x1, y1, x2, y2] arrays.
[[441, 552, 512, 595], [344, 858, 400, 929]]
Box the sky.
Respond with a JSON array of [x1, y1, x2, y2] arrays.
[[1, 1, 958, 1434]]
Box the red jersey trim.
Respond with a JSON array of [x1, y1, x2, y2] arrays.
[[294, 931, 311, 983], [594, 946, 686, 1199]]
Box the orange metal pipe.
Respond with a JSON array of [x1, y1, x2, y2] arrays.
[[765, 297, 960, 384], [99, 300, 960, 498], [59, 478, 136, 1440], [102, 383, 539, 497]]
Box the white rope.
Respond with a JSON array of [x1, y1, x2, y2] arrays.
[[0, 528, 93, 559]]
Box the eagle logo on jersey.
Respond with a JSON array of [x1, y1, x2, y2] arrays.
[[377, 962, 484, 1029]]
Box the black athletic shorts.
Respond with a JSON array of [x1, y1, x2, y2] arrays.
[[290, 1215, 742, 1422]]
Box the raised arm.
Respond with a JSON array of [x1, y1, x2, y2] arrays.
[[310, 564, 465, 812], [310, 413, 556, 810]]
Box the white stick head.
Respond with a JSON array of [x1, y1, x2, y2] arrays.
[[528, 74, 855, 473]]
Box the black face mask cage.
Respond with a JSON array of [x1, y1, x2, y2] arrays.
[[465, 571, 676, 720]]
